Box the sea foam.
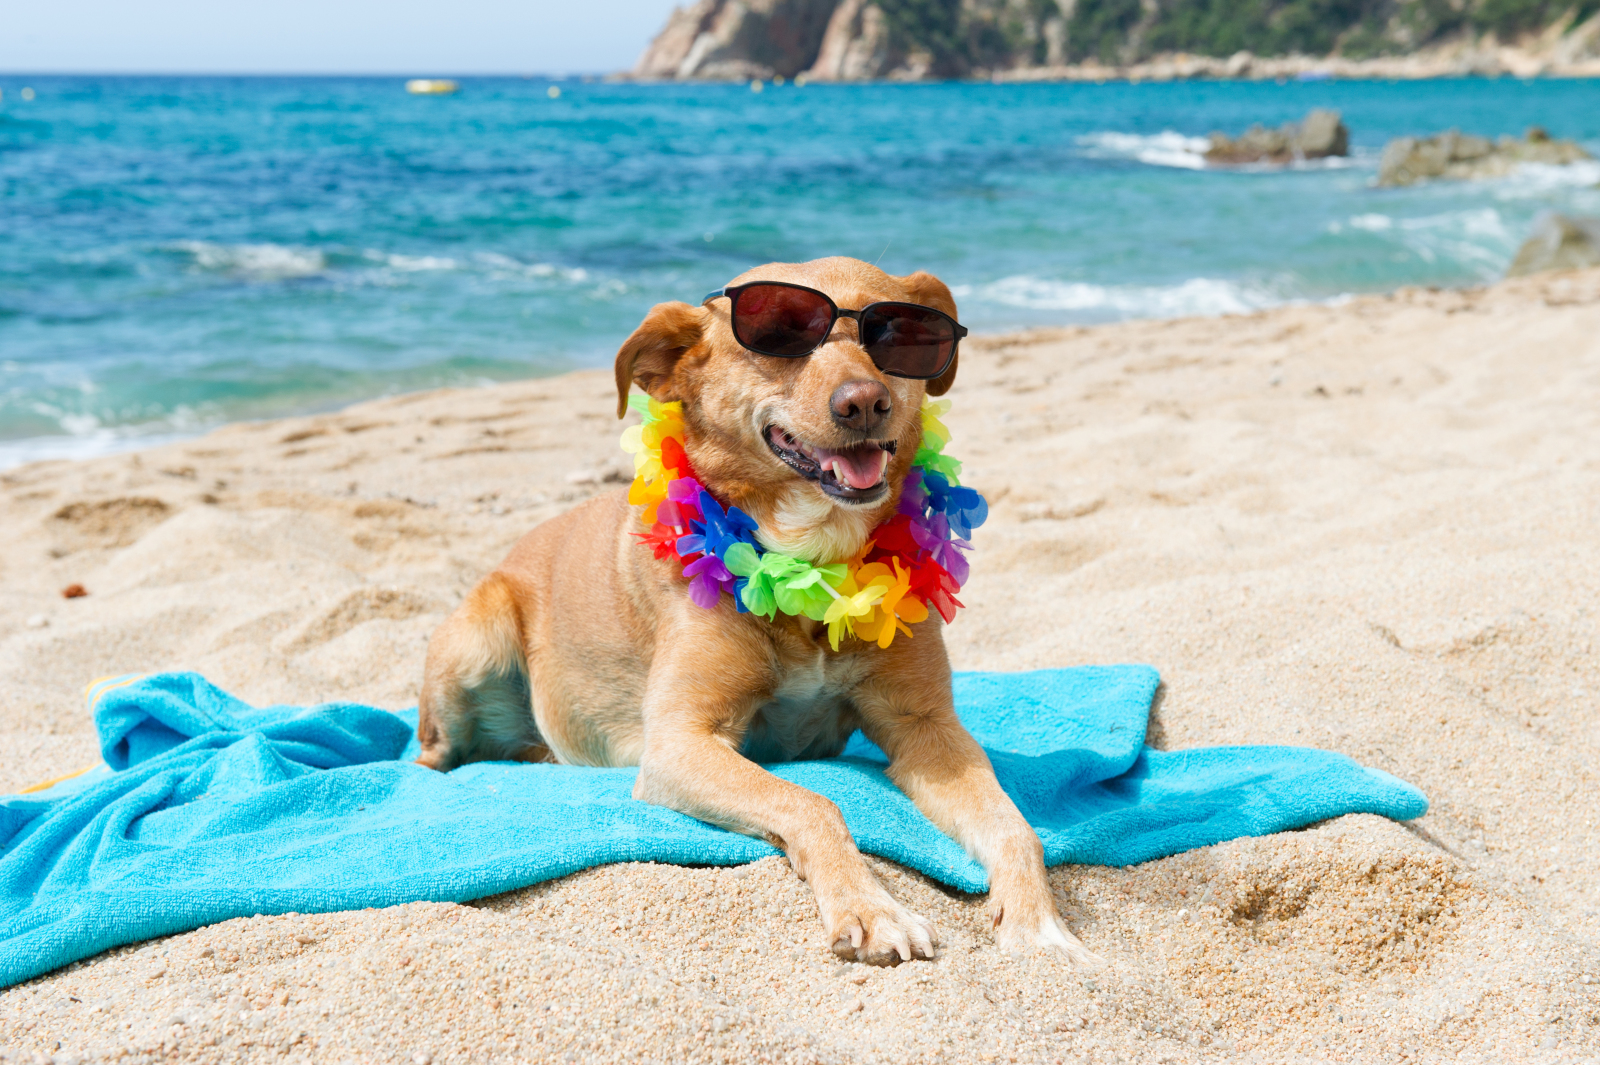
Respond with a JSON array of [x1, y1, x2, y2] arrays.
[[961, 275, 1282, 320], [176, 241, 327, 280], [1491, 159, 1600, 198], [0, 426, 198, 471], [1077, 131, 1210, 170], [1330, 208, 1515, 276]]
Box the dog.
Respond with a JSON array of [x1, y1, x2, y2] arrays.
[[416, 256, 1099, 967]]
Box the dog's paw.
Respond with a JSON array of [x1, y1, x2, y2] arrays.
[[993, 911, 1104, 968], [823, 890, 939, 966], [990, 884, 1104, 967]]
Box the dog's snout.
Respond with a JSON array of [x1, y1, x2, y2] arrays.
[[829, 380, 892, 433]]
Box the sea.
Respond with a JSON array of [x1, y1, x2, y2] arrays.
[[2, 74, 1598, 466]]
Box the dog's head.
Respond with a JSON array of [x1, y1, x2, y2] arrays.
[[614, 257, 959, 564]]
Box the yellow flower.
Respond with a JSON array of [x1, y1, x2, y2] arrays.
[[621, 397, 690, 524], [851, 559, 926, 648], [920, 397, 952, 453], [823, 570, 887, 651], [627, 475, 669, 524], [641, 416, 683, 452]]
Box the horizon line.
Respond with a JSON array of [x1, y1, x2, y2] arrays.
[[0, 70, 620, 78]]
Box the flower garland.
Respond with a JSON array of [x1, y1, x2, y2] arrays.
[[620, 395, 987, 651]]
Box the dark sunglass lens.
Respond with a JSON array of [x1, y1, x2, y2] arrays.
[[732, 285, 834, 357], [860, 304, 955, 378]]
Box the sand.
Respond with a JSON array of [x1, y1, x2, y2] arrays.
[[2, 269, 1599, 1063]]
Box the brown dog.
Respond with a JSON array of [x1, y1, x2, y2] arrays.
[[416, 256, 1098, 967]]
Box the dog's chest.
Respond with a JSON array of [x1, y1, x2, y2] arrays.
[[739, 644, 869, 763]]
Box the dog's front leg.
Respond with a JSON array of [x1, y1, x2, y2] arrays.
[[633, 636, 938, 966], [856, 662, 1103, 967]]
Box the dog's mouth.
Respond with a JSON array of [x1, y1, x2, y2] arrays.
[[764, 425, 896, 504]]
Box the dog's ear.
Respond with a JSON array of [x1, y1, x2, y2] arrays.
[[614, 302, 704, 418], [898, 271, 959, 396]]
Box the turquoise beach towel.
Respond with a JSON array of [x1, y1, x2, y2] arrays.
[[0, 667, 1425, 988]]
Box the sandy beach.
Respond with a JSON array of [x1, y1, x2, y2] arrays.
[[2, 268, 1599, 1063]]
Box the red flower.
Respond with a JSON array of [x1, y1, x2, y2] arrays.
[[866, 514, 923, 560], [633, 523, 684, 561], [906, 558, 964, 623], [660, 436, 693, 481]]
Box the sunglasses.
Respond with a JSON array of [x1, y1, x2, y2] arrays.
[[701, 281, 966, 381]]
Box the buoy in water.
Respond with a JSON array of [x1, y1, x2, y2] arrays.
[[406, 79, 459, 95]]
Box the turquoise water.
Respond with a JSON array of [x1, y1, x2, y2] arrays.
[[2, 75, 1597, 464]]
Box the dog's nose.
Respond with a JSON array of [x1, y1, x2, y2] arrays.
[[830, 380, 892, 433]]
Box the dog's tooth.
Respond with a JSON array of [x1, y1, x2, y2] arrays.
[[877, 450, 890, 479]]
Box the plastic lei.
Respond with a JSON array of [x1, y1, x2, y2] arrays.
[[620, 394, 988, 651]]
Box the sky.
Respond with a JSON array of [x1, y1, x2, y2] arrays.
[[0, 0, 686, 75]]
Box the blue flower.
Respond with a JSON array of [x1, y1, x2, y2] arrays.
[[921, 471, 988, 539], [692, 490, 757, 556], [675, 490, 761, 610]]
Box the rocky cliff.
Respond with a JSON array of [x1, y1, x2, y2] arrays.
[[632, 0, 1600, 81]]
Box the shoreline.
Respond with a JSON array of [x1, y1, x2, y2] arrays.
[[985, 45, 1600, 84], [3, 269, 1599, 1061], [622, 63, 1600, 85], [0, 278, 1483, 476], [10, 76, 1596, 486], [623, 67, 1600, 85]]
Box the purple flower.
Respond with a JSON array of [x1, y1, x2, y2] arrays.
[[930, 539, 971, 585], [898, 467, 928, 518], [683, 553, 735, 609]]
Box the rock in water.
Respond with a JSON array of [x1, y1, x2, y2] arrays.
[[1296, 109, 1349, 157], [1204, 110, 1349, 166], [1507, 215, 1600, 278], [1378, 127, 1592, 186]]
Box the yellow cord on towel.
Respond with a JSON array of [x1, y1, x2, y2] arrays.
[[19, 763, 102, 794], [10, 673, 147, 793], [83, 672, 145, 707], [10, 673, 149, 793]]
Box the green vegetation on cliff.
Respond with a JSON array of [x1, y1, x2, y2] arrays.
[[1092, 0, 1600, 62], [873, 0, 1600, 74]]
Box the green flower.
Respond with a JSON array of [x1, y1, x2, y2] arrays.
[[774, 562, 847, 621], [913, 447, 962, 484]]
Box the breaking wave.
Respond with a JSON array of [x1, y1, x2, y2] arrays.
[[176, 241, 327, 280], [0, 420, 200, 470], [1077, 131, 1211, 170], [959, 275, 1284, 320], [1328, 208, 1517, 276], [171, 242, 602, 286], [1491, 159, 1600, 198]]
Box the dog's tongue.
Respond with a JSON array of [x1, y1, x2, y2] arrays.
[[811, 445, 886, 490]]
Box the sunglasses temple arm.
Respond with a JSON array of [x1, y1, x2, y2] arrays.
[[700, 288, 728, 306]]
